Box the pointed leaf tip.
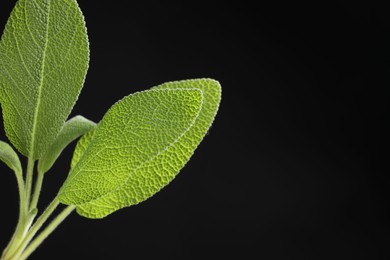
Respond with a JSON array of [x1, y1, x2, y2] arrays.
[[59, 79, 221, 219], [0, 141, 22, 174], [0, 0, 89, 159]]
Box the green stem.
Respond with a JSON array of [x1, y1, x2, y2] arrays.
[[7, 198, 59, 259], [30, 170, 44, 211], [25, 158, 35, 208], [16, 168, 28, 229], [19, 205, 75, 260], [1, 169, 27, 258]]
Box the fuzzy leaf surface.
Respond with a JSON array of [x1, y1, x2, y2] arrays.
[[70, 127, 95, 170], [38, 115, 96, 174], [59, 88, 207, 218], [0, 140, 22, 173], [0, 0, 89, 159]]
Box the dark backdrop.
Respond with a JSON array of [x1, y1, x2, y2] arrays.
[[0, 1, 388, 259]]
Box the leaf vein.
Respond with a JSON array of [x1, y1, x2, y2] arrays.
[[29, 0, 51, 158], [67, 89, 204, 203], [24, 0, 40, 49], [12, 33, 38, 85], [46, 21, 78, 77], [1, 64, 33, 105]]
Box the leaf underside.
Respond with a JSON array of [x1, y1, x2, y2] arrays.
[[0, 0, 89, 159], [59, 79, 221, 219]]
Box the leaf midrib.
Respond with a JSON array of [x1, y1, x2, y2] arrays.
[[29, 0, 51, 159], [69, 89, 204, 204]]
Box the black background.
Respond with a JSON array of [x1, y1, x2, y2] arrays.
[[0, 1, 389, 259]]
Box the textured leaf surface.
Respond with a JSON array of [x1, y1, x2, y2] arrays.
[[70, 127, 95, 170], [0, 0, 89, 159], [59, 79, 221, 218], [38, 115, 96, 174], [0, 140, 22, 173]]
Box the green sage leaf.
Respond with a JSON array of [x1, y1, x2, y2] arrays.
[[59, 79, 221, 219], [0, 0, 89, 159], [38, 115, 96, 175], [70, 128, 95, 170], [59, 87, 208, 218], [0, 140, 22, 174]]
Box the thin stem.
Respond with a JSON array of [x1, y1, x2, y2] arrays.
[[30, 170, 44, 211], [16, 168, 28, 227], [7, 198, 59, 259], [19, 205, 75, 260], [1, 169, 27, 258], [25, 158, 35, 208]]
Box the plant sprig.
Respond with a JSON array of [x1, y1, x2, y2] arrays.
[[0, 0, 221, 259]]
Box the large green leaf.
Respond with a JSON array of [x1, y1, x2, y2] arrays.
[[38, 115, 96, 175], [0, 0, 89, 159], [59, 79, 221, 218]]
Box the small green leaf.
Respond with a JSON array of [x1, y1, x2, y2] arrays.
[[0, 140, 22, 174], [59, 79, 221, 219], [38, 115, 96, 175], [0, 0, 89, 159]]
